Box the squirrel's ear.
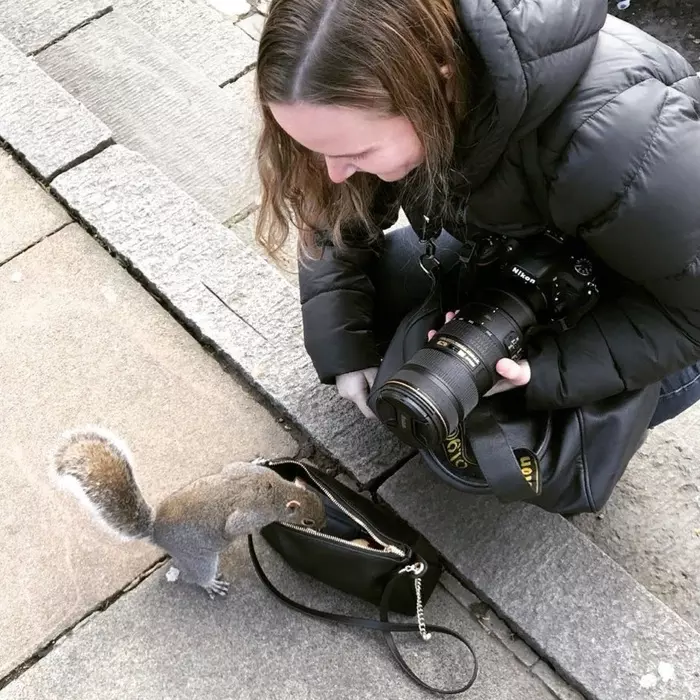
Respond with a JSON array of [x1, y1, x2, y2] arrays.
[[286, 500, 301, 512], [293, 477, 308, 490]]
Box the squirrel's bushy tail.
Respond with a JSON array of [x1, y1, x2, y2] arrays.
[[52, 427, 154, 541]]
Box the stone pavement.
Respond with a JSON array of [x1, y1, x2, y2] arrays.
[[0, 114, 563, 700], [1, 1, 699, 698]]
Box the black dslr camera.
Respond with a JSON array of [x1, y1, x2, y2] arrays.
[[369, 230, 600, 450]]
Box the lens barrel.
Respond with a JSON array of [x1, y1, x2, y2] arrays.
[[372, 289, 537, 448]]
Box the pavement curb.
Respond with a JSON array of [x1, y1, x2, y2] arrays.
[[378, 457, 700, 700], [1, 27, 695, 700]]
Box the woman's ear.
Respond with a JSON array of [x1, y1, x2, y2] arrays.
[[440, 64, 455, 102]]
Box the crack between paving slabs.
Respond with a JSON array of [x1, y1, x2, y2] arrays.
[[0, 134, 115, 189], [46, 138, 116, 183], [224, 203, 260, 228], [219, 63, 256, 89], [0, 220, 74, 268], [364, 449, 418, 494], [201, 280, 271, 343], [28, 5, 115, 57], [0, 556, 169, 692]]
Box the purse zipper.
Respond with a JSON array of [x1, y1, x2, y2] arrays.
[[281, 522, 403, 557], [261, 458, 406, 557]]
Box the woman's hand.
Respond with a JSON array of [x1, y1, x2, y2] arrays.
[[428, 311, 531, 395], [335, 367, 379, 419]]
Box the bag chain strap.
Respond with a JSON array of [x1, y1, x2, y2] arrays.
[[399, 561, 432, 640]]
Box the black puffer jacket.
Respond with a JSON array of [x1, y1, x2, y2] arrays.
[[299, 0, 700, 411]]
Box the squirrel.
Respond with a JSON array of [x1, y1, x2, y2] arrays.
[[51, 427, 326, 598]]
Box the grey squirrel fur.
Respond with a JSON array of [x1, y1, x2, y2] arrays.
[[51, 427, 326, 598]]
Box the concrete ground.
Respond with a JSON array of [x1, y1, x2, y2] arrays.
[[610, 0, 700, 70], [0, 133, 562, 698]]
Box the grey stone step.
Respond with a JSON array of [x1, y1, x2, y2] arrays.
[[35, 10, 259, 222], [0, 33, 112, 180], [378, 457, 700, 700], [0, 537, 559, 700], [0, 0, 110, 55], [50, 144, 412, 484], [572, 404, 700, 632], [115, 0, 257, 86], [0, 222, 296, 679]]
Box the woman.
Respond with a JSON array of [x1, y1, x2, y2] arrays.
[[254, 0, 700, 428]]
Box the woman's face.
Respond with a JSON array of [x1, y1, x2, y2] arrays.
[[269, 102, 424, 184]]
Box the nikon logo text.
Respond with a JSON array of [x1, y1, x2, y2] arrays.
[[511, 266, 536, 284]]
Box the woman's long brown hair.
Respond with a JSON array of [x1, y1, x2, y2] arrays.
[[255, 0, 469, 259]]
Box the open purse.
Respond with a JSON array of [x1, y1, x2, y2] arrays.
[[248, 458, 479, 695]]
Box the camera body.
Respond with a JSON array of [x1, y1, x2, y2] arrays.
[[371, 230, 599, 449]]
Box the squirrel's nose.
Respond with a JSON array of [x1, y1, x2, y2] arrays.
[[302, 518, 315, 528]]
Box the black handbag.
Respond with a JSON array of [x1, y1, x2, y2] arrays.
[[248, 458, 478, 695]]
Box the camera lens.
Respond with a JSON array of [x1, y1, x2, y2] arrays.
[[372, 289, 537, 448]]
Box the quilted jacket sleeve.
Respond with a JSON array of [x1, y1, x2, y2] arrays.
[[299, 182, 400, 384], [526, 78, 700, 409]]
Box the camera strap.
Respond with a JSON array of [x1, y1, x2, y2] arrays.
[[465, 405, 542, 501]]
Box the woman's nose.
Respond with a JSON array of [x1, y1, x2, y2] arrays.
[[325, 157, 356, 183]]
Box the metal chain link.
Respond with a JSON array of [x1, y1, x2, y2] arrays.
[[399, 562, 432, 641]]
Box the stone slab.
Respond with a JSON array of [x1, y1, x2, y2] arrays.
[[0, 149, 71, 262], [205, 0, 250, 19], [0, 34, 112, 180], [237, 12, 264, 41], [51, 145, 412, 484], [116, 0, 257, 86], [0, 0, 111, 55], [378, 457, 700, 700], [0, 537, 557, 700], [36, 10, 259, 222], [0, 224, 296, 678], [572, 404, 700, 631]]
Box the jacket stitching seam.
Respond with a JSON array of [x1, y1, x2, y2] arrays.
[[582, 88, 670, 232], [487, 0, 529, 104], [521, 33, 598, 66], [557, 78, 655, 168], [501, 0, 523, 20], [300, 287, 373, 305], [591, 314, 627, 392], [600, 27, 694, 86]]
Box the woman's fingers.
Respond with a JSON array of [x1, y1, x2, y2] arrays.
[[428, 310, 460, 340], [495, 358, 531, 386]]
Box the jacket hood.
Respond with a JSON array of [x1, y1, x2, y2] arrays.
[[455, 0, 608, 186]]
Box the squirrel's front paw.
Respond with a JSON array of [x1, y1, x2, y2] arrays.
[[203, 577, 230, 599]]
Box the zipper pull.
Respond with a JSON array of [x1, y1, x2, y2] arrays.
[[399, 561, 431, 641], [385, 544, 406, 556]]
